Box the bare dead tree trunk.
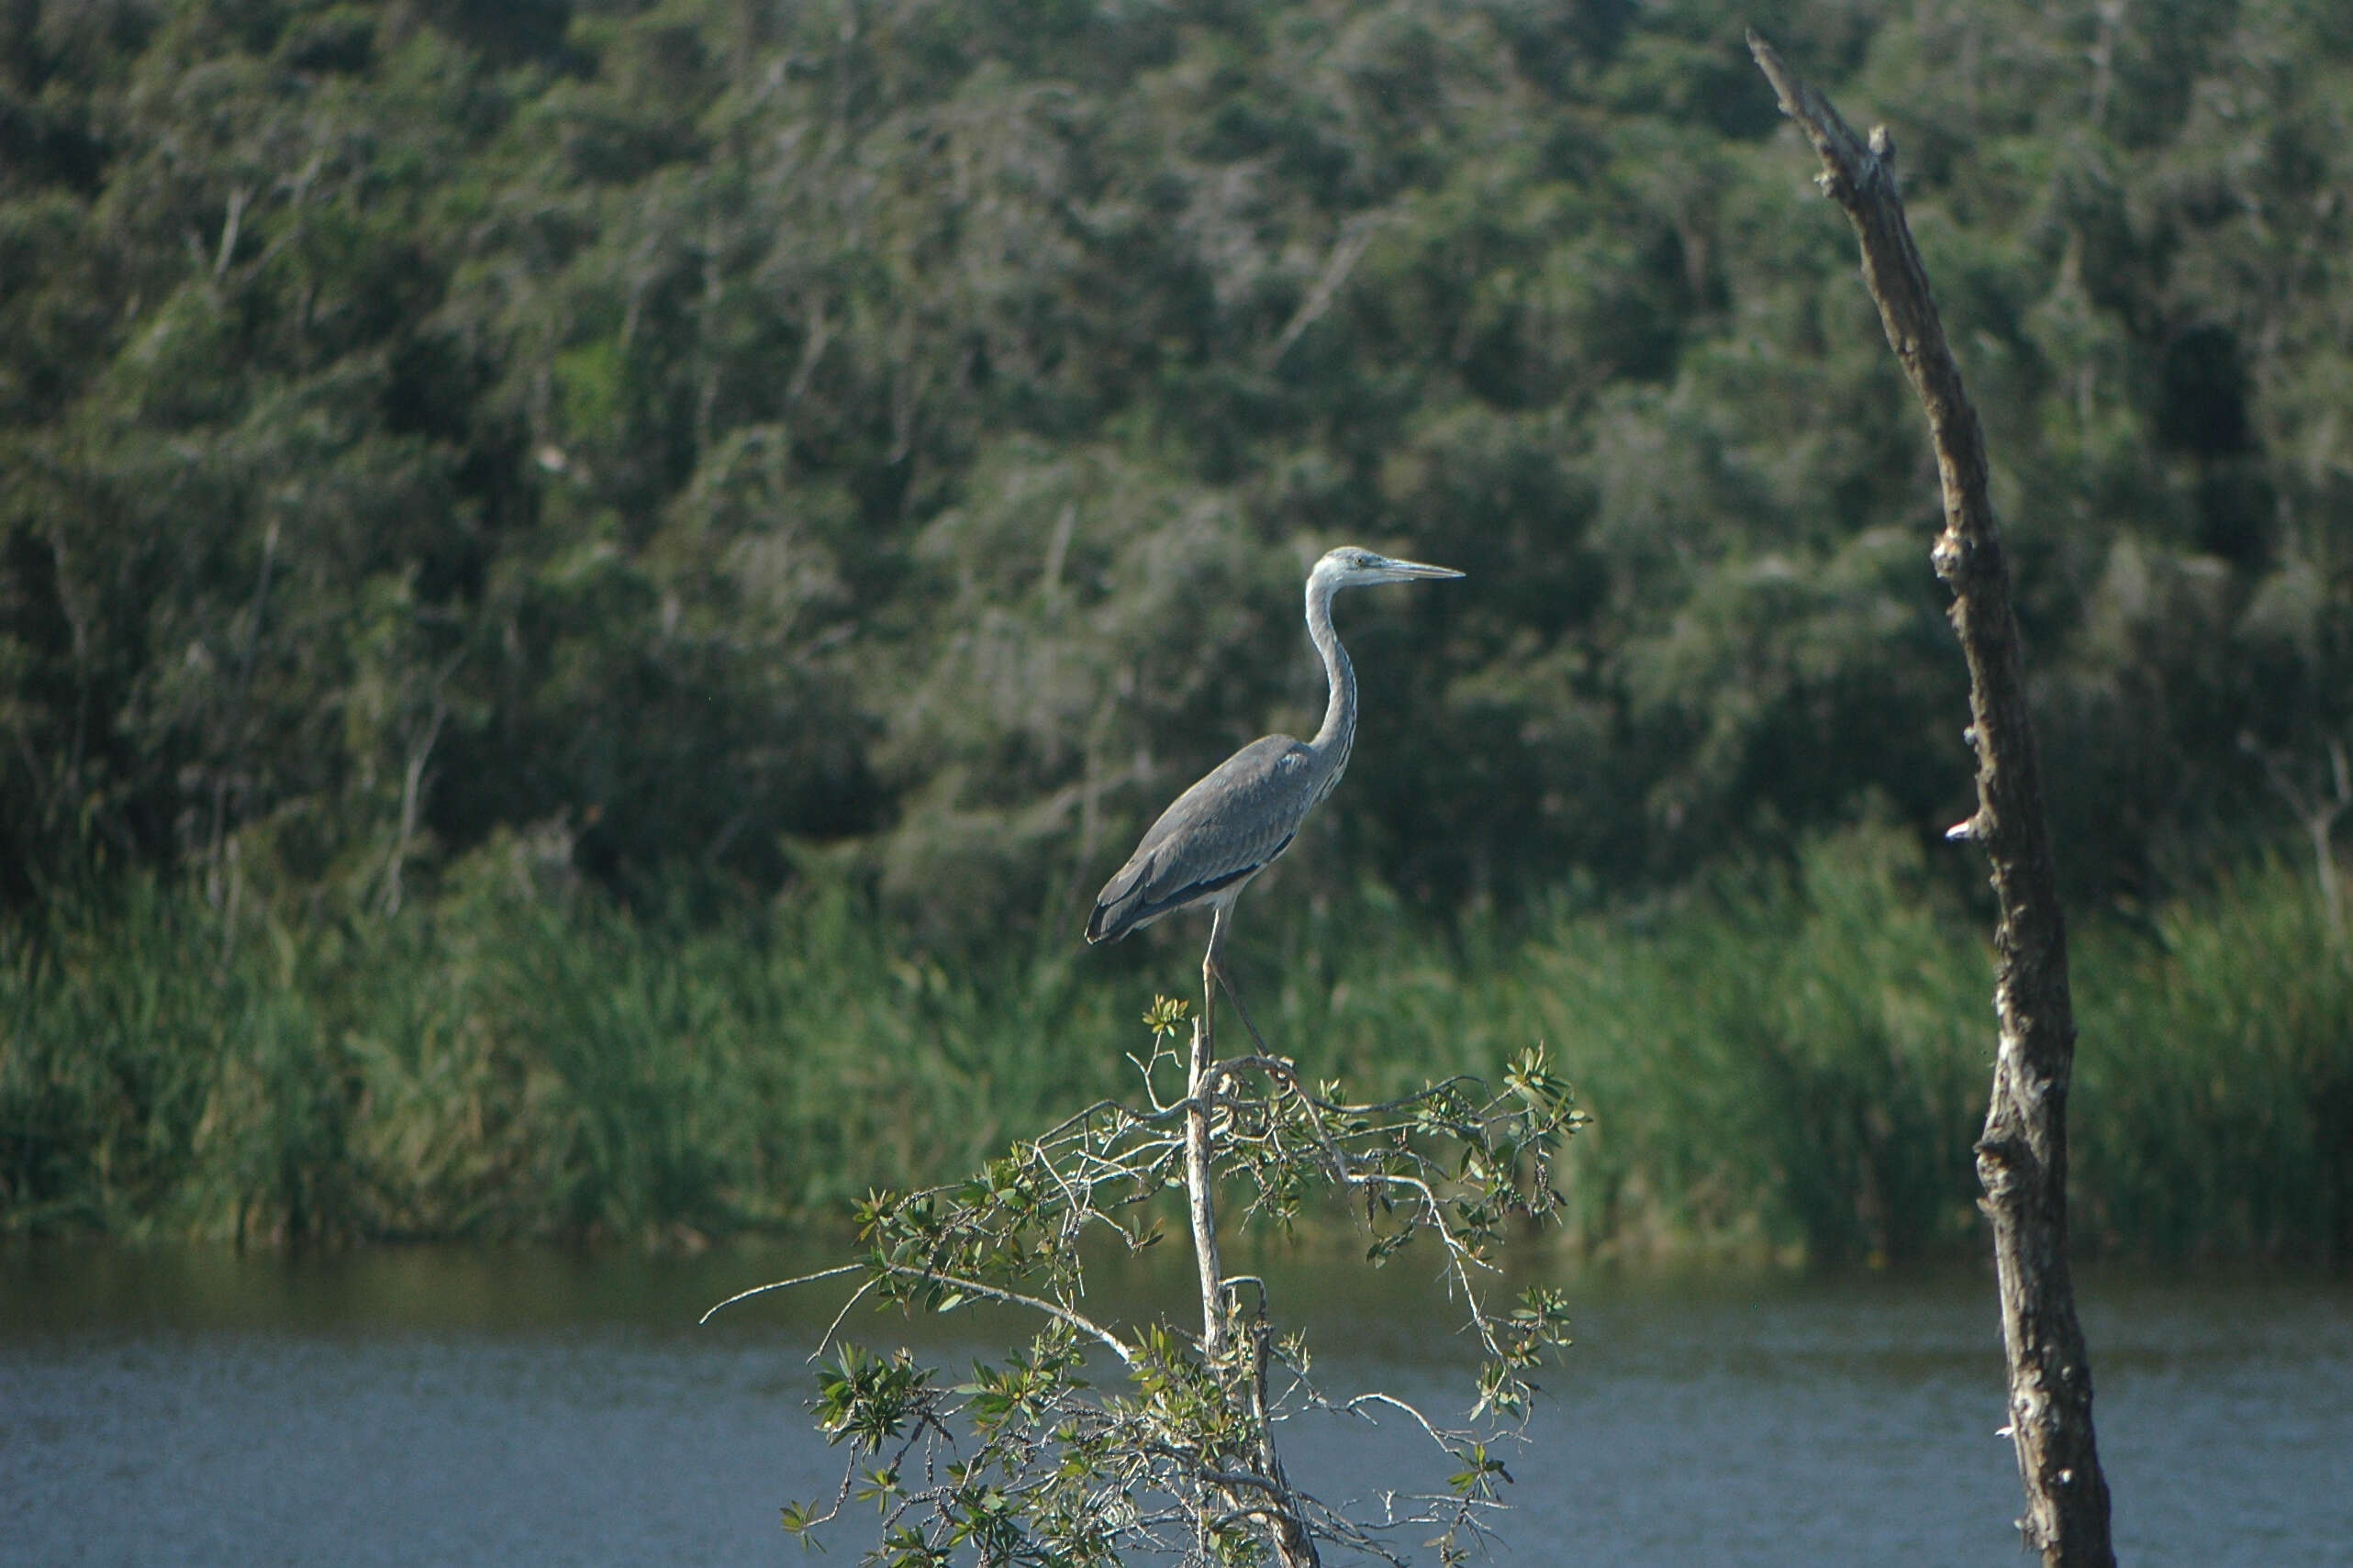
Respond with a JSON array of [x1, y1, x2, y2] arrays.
[[1747, 34, 2118, 1568]]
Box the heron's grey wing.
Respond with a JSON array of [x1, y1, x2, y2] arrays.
[[1087, 735, 1318, 944]]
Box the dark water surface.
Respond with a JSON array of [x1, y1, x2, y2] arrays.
[[3, 1243, 2347, 1566]]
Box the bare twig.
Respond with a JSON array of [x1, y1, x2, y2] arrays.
[[382, 649, 464, 917], [809, 1274, 883, 1362], [1263, 215, 1383, 372], [697, 1262, 865, 1324], [1748, 32, 2116, 1568], [2242, 730, 2351, 952], [213, 186, 249, 278], [886, 1265, 1140, 1366], [705, 1256, 1135, 1366]]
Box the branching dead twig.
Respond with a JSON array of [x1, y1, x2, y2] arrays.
[[1748, 32, 2117, 1568], [2242, 730, 2351, 953]]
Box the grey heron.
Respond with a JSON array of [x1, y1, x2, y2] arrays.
[[1086, 546, 1463, 1044]]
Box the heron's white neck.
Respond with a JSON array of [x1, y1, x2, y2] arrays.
[[1305, 572, 1356, 779]]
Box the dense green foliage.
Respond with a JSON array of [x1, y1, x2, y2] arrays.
[[7, 828, 2347, 1257], [6, 3, 2353, 1254], [6, 0, 2352, 930]]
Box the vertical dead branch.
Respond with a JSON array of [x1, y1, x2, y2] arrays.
[[214, 185, 249, 279], [1186, 993, 1229, 1368], [697, 206, 726, 461], [2242, 731, 2351, 953], [1246, 1307, 1318, 1568], [1747, 33, 2117, 1568], [1189, 962, 1319, 1568], [1185, 971, 1233, 1566], [382, 652, 463, 917], [209, 518, 280, 909]]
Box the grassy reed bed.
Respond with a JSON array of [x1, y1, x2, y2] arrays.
[[4, 829, 2347, 1259]]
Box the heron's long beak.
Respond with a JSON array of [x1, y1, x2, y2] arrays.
[[1373, 556, 1465, 581]]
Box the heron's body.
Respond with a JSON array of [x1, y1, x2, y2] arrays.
[[1084, 734, 1315, 944], [1087, 548, 1460, 1007]]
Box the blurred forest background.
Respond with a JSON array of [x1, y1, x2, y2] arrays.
[[4, 0, 2350, 1257]]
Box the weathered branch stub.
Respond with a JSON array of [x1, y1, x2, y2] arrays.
[[1746, 31, 2118, 1568]]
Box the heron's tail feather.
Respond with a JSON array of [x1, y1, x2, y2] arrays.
[[1087, 854, 1150, 944], [1084, 895, 1125, 945], [1087, 857, 1266, 946]]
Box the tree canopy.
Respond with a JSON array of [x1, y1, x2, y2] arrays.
[[6, 0, 2350, 940]]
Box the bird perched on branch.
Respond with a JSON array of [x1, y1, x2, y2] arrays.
[[1087, 546, 1462, 1042]]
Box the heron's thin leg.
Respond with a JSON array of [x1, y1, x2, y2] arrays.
[[1200, 909, 1220, 1054], [1210, 957, 1272, 1057], [1202, 900, 1271, 1056]]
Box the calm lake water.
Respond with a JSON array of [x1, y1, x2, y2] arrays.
[[3, 1242, 2347, 1567]]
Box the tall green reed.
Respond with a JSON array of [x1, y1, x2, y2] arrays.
[[2072, 858, 2353, 1256], [1226, 828, 2351, 1262], [0, 844, 1141, 1244], [4, 828, 2347, 1258], [1240, 829, 1990, 1262]]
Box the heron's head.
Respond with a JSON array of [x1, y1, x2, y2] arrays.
[[1311, 546, 1465, 590]]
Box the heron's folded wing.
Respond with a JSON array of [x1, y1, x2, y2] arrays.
[[1087, 736, 1317, 942]]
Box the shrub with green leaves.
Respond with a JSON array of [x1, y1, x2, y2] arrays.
[[719, 1002, 1583, 1568]]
